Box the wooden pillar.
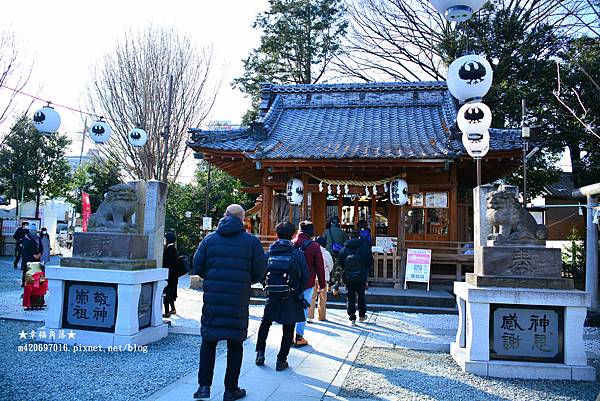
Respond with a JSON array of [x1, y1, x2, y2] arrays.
[[370, 196, 377, 239], [312, 191, 326, 235], [353, 197, 359, 228], [388, 201, 398, 237], [449, 164, 458, 242], [260, 185, 272, 236], [337, 195, 343, 224]]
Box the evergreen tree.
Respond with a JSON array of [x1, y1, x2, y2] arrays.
[[0, 115, 72, 218], [233, 0, 348, 124], [67, 158, 123, 214]]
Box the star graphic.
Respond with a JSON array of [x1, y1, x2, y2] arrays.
[[67, 330, 76, 339], [19, 330, 27, 339]]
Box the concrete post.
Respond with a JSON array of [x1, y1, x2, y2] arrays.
[[585, 194, 598, 312]]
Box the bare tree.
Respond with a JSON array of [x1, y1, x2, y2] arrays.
[[88, 26, 219, 181], [0, 31, 32, 129], [336, 0, 591, 82]]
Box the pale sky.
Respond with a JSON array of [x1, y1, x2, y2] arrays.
[[0, 0, 268, 179]]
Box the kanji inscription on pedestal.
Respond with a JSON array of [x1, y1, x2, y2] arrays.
[[490, 304, 563, 363], [63, 281, 117, 332]]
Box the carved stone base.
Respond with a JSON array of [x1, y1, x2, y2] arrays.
[[466, 273, 574, 290], [475, 246, 562, 277], [73, 232, 149, 260], [60, 257, 156, 271]]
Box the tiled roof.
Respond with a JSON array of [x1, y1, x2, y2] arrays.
[[544, 172, 576, 198], [188, 81, 523, 160]]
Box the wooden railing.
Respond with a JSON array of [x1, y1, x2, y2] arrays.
[[371, 240, 474, 285], [256, 235, 474, 284]]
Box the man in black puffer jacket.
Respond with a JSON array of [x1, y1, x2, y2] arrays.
[[192, 204, 267, 401]]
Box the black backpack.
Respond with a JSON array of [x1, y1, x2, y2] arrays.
[[265, 253, 296, 300], [343, 249, 364, 284]]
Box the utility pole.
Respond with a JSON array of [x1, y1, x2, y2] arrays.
[[78, 117, 88, 167], [162, 75, 174, 183], [521, 99, 529, 207]]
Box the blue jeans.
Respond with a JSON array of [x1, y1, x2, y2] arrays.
[[294, 287, 314, 336]]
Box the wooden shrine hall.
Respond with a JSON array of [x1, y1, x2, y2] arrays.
[[188, 81, 523, 284]]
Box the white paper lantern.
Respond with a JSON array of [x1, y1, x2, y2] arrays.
[[128, 127, 148, 147], [457, 102, 492, 137], [32, 106, 61, 134], [88, 120, 112, 143], [447, 54, 493, 102], [429, 0, 487, 22], [286, 178, 304, 205], [390, 179, 409, 206], [462, 130, 490, 158]]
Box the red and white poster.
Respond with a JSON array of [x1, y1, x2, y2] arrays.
[[81, 192, 91, 232]]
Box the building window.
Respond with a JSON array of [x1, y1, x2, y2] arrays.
[[407, 191, 449, 236]]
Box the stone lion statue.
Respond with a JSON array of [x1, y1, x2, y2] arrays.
[[88, 184, 138, 232], [486, 190, 546, 245]]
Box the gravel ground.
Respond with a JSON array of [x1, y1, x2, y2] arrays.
[[0, 319, 201, 401], [341, 347, 600, 401], [365, 312, 457, 348]]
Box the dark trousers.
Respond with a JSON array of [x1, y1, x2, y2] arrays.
[[13, 246, 22, 269], [198, 339, 243, 392], [255, 318, 294, 362], [346, 281, 366, 320]]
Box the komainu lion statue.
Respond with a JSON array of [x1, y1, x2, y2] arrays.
[[88, 184, 138, 232], [486, 190, 547, 245]]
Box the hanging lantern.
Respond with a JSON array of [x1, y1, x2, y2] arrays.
[[462, 131, 490, 158], [390, 179, 409, 206], [286, 178, 304, 205], [319, 182, 323, 192], [128, 127, 148, 147], [457, 102, 492, 137], [344, 184, 349, 194], [33, 105, 61, 134], [429, 0, 487, 22], [447, 54, 493, 102], [88, 119, 112, 144]]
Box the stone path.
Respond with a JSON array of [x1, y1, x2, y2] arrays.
[[148, 310, 373, 401]]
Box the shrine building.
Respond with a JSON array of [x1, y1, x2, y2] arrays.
[[188, 81, 523, 283]]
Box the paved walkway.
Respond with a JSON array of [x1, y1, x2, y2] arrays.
[[148, 310, 373, 401]]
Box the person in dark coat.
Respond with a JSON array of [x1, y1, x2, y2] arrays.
[[192, 204, 267, 401], [13, 221, 29, 269], [255, 222, 308, 371], [338, 230, 372, 325], [291, 221, 325, 347], [162, 232, 180, 318], [21, 225, 43, 287]]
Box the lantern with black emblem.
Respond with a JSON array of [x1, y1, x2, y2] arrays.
[[88, 120, 112, 144], [389, 179, 409, 206], [128, 127, 148, 147], [457, 102, 492, 139], [429, 0, 486, 22], [286, 178, 304, 205], [446, 54, 493, 102], [32, 106, 61, 134]]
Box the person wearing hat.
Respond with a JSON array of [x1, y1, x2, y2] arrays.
[[162, 231, 180, 317]]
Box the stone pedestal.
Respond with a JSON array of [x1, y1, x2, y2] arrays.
[[451, 282, 595, 381], [40, 265, 168, 347]]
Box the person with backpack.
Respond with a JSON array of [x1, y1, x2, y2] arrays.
[[322, 217, 346, 258], [338, 230, 372, 325], [255, 222, 308, 371], [292, 221, 325, 347]]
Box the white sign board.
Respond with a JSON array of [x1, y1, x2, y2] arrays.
[[375, 236, 395, 253], [404, 248, 432, 290], [202, 217, 212, 230]]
